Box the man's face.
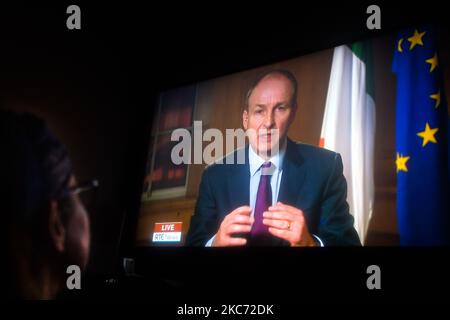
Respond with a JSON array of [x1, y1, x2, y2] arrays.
[[243, 75, 296, 157]]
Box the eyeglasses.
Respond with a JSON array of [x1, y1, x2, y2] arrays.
[[69, 179, 99, 196], [66, 179, 100, 214]]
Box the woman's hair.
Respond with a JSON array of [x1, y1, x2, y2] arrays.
[[1, 109, 76, 297], [1, 109, 73, 224]]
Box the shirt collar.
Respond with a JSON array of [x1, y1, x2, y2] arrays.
[[249, 137, 287, 177]]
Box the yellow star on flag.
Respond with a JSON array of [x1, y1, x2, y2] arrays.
[[426, 53, 438, 72], [417, 122, 439, 147], [396, 153, 410, 173], [397, 38, 404, 53], [430, 91, 441, 108], [408, 29, 426, 50]]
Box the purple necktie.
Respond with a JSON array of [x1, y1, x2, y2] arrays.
[[250, 161, 273, 244]]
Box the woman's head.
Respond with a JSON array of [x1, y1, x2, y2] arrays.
[[1, 109, 90, 298]]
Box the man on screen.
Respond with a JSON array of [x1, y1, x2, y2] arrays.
[[186, 70, 360, 247]]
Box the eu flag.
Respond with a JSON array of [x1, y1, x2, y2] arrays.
[[393, 26, 450, 245]]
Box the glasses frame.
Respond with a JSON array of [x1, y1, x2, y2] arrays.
[[68, 179, 100, 196]]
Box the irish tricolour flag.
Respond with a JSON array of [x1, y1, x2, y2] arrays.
[[320, 43, 376, 244]]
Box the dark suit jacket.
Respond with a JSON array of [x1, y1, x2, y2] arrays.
[[186, 138, 361, 246]]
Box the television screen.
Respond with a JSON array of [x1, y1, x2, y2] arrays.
[[135, 25, 450, 249]]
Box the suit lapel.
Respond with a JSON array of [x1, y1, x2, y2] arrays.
[[227, 145, 250, 208], [277, 138, 307, 206], [271, 139, 307, 246]]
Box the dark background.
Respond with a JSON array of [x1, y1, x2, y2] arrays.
[[1, 2, 449, 298], [1, 3, 136, 275]]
